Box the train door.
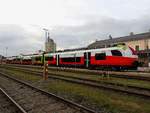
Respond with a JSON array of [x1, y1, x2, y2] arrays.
[[42, 53, 45, 65], [84, 52, 91, 68], [88, 52, 91, 67], [56, 54, 60, 66], [31, 55, 35, 65]]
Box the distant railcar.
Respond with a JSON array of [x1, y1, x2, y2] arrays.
[[9, 56, 21, 64], [22, 55, 32, 65], [32, 54, 43, 65]]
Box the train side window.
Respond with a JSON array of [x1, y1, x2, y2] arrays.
[[23, 59, 31, 62], [75, 57, 81, 62], [45, 56, 54, 61], [35, 57, 41, 61], [62, 57, 81, 62], [95, 53, 106, 60], [16, 58, 20, 61], [111, 50, 122, 56], [49, 57, 54, 61]]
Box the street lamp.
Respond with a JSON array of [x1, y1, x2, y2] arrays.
[[43, 28, 49, 42]]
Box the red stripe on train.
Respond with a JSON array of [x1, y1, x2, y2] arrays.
[[91, 56, 137, 66], [47, 56, 137, 67]]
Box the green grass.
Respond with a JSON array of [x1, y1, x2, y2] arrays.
[[0, 67, 150, 113], [2, 65, 150, 90], [0, 68, 41, 83], [41, 69, 150, 90], [43, 80, 150, 113]]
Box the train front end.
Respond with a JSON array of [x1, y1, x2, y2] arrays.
[[119, 45, 138, 70]]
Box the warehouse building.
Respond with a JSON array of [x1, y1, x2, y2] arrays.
[[88, 32, 150, 66], [0, 55, 5, 64]]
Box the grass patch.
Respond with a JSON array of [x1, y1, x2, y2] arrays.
[[0, 67, 150, 113], [44, 69, 150, 90], [2, 65, 150, 90], [0, 68, 41, 83], [42, 80, 150, 113]]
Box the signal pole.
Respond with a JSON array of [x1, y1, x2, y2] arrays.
[[43, 62, 48, 80]]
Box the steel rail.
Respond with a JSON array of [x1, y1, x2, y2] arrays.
[[2, 66, 150, 98], [0, 88, 27, 113], [3, 64, 150, 81], [5, 63, 150, 73], [0, 72, 98, 113]]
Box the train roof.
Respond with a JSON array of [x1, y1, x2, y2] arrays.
[[32, 54, 42, 57], [8, 45, 128, 58], [23, 55, 32, 59], [45, 45, 126, 56]]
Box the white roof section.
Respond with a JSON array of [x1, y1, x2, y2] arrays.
[[45, 53, 57, 56], [7, 57, 15, 60], [32, 54, 42, 57], [23, 56, 32, 59], [52, 46, 124, 55]]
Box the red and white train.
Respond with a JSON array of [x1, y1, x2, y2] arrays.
[[6, 44, 138, 70]]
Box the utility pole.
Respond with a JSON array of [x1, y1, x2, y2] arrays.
[[6, 47, 8, 57]]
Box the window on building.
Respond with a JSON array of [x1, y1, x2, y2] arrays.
[[95, 53, 106, 60], [61, 57, 81, 62], [111, 50, 122, 56], [146, 45, 149, 50], [147, 53, 150, 56], [135, 45, 139, 51]]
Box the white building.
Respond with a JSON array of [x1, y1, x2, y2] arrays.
[[45, 36, 56, 53]]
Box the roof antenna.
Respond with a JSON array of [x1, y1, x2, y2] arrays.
[[130, 32, 134, 36], [95, 39, 98, 42], [109, 35, 112, 39]]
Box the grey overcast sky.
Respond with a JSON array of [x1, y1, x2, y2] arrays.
[[0, 0, 150, 56]]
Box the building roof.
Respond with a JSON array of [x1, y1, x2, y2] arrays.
[[88, 32, 150, 49], [0, 55, 4, 58]]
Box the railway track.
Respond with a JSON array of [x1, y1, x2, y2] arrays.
[[4, 64, 150, 81], [1, 65, 150, 99], [0, 72, 98, 113], [0, 88, 27, 113]]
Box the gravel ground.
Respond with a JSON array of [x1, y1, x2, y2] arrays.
[[0, 74, 90, 113], [0, 89, 23, 113]]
